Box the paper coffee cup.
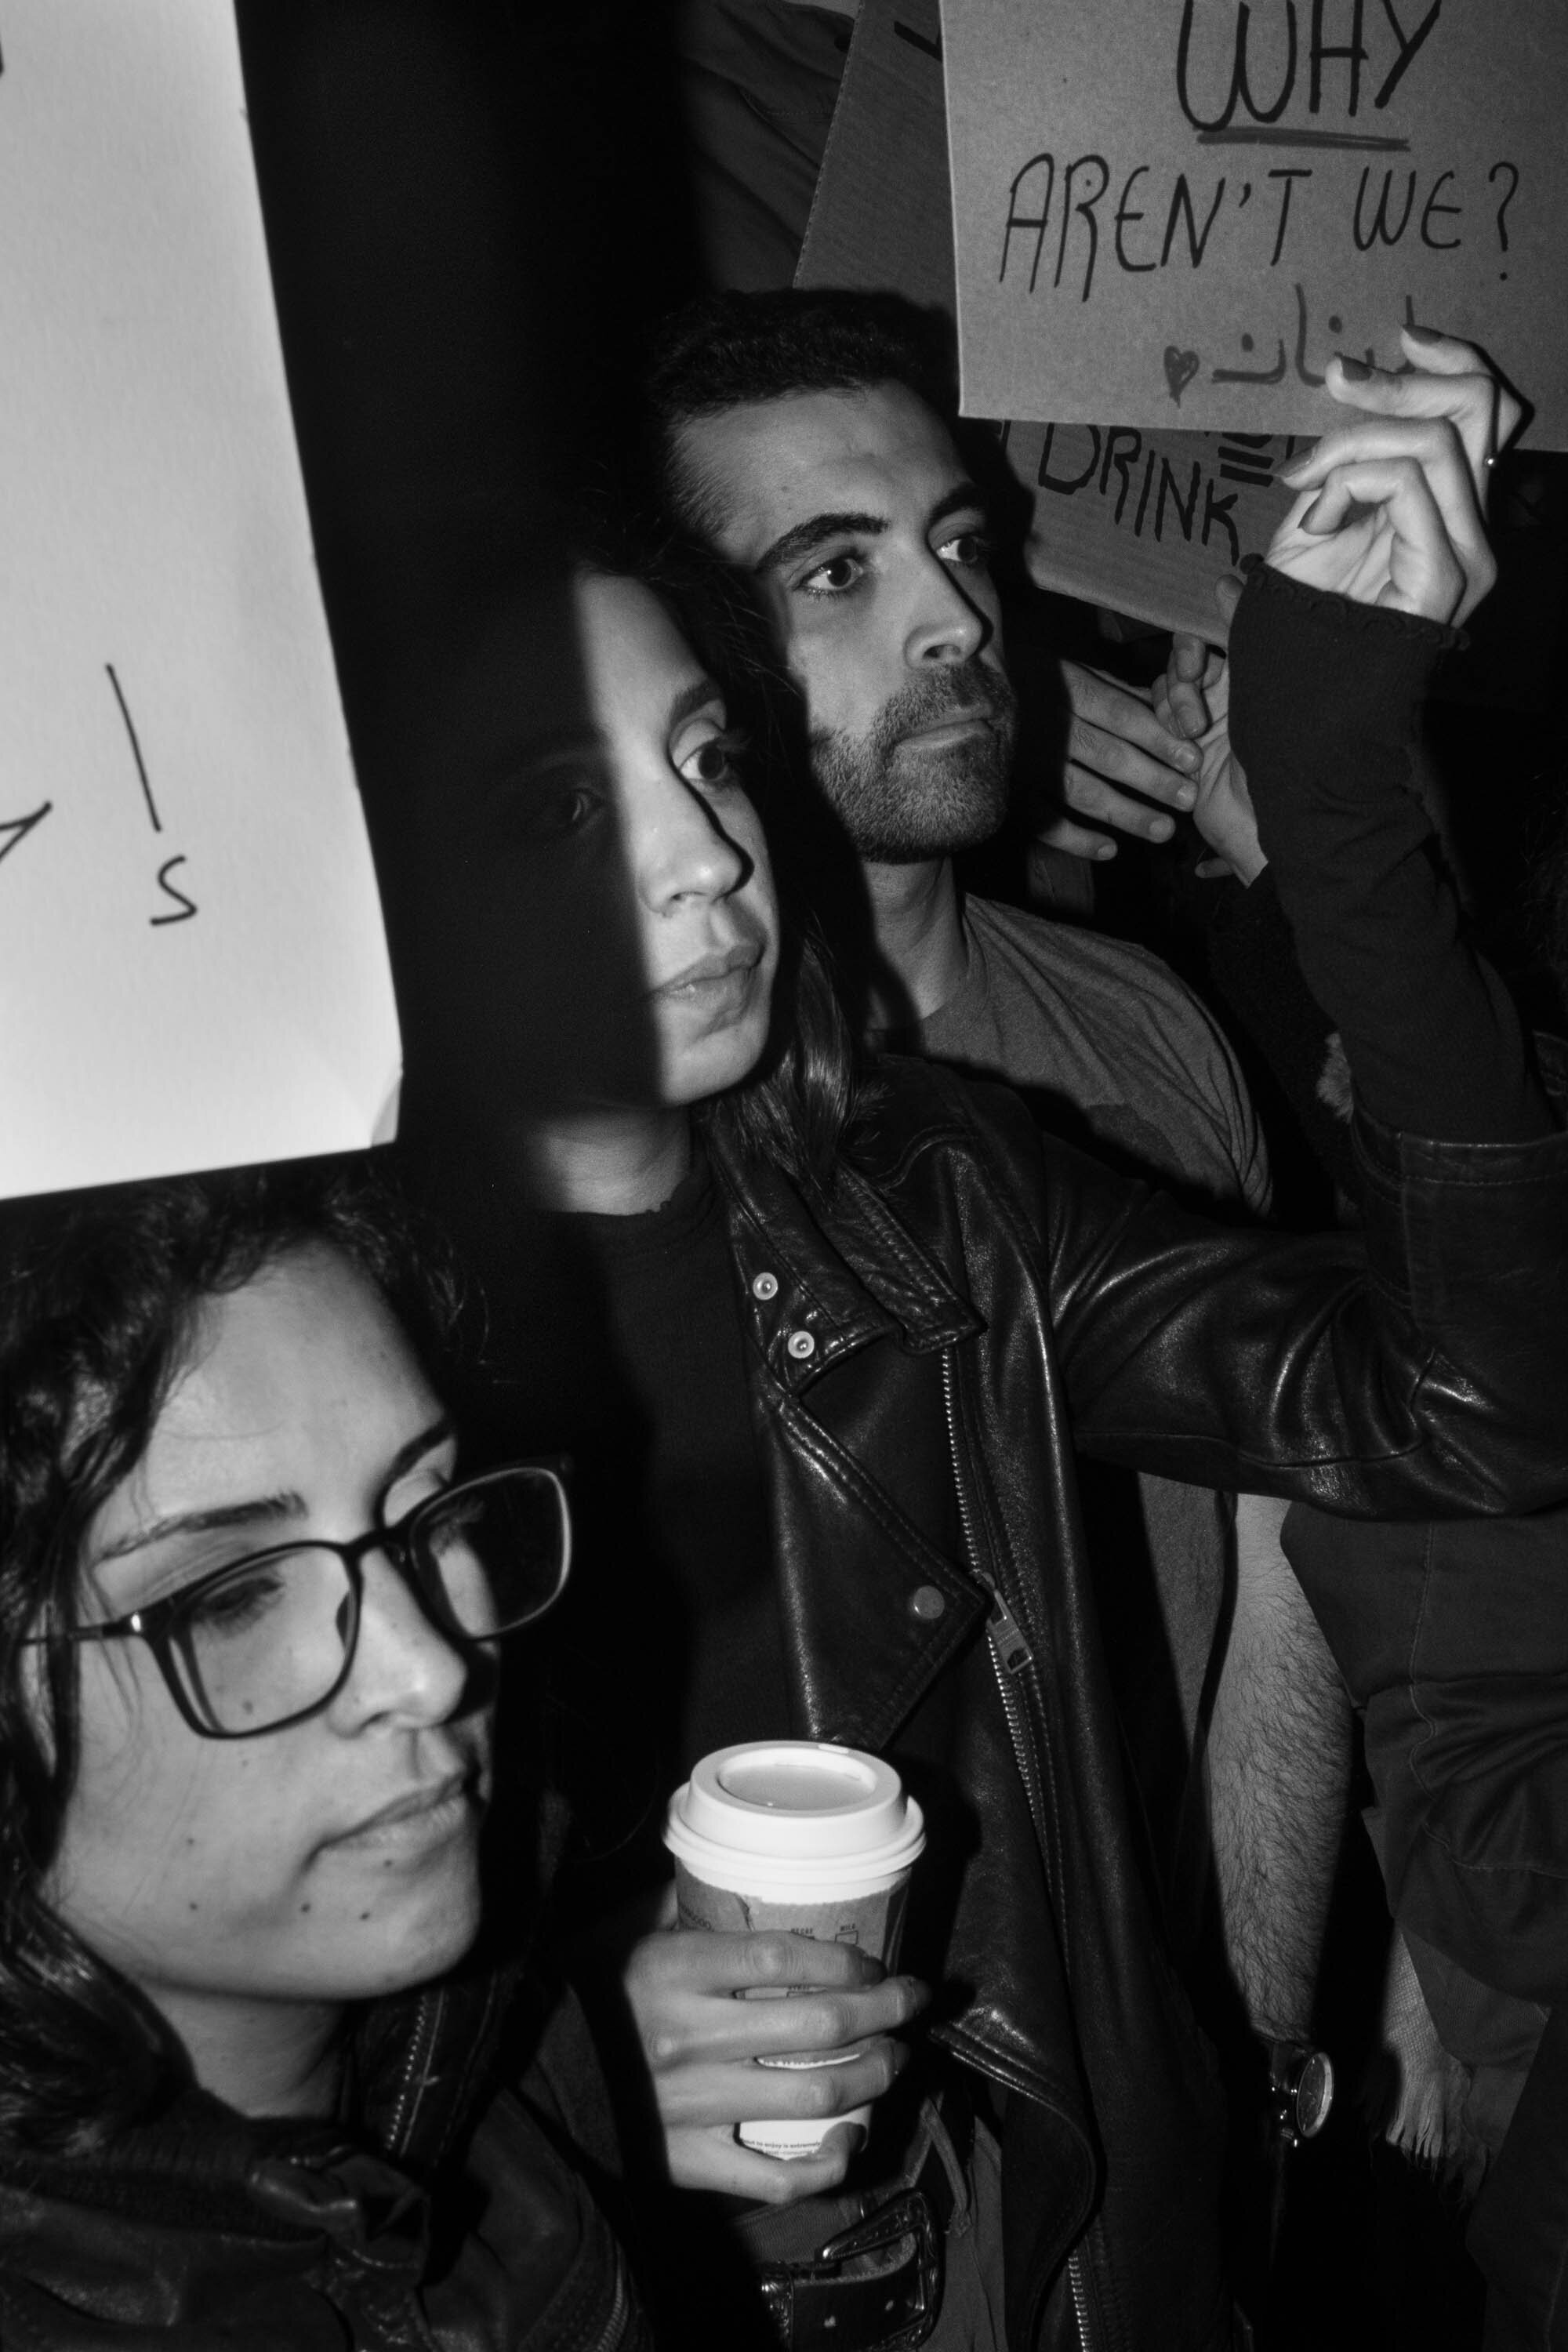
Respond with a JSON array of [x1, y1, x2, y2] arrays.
[[663, 1740, 925, 2160]]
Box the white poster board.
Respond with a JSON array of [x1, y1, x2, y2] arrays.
[[942, 0, 1568, 441], [0, 2, 402, 1199]]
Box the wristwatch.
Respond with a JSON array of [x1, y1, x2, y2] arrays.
[[1266, 2041, 1334, 2147]]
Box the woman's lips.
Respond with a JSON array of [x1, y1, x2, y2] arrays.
[[655, 938, 764, 999], [325, 1773, 476, 1854]]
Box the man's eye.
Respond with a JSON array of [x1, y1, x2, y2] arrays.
[[798, 554, 864, 597], [936, 529, 992, 570]]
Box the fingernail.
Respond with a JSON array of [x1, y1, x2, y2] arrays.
[[1095, 840, 1116, 860], [1403, 322, 1441, 344], [1175, 782, 1198, 809], [1334, 354, 1373, 381], [1149, 816, 1174, 840], [1176, 742, 1201, 772], [1281, 463, 1310, 485]]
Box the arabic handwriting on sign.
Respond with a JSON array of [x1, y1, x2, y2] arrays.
[[1210, 286, 1377, 387], [0, 802, 53, 871], [1293, 281, 1327, 386], [1213, 333, 1287, 385], [1164, 345, 1201, 403]]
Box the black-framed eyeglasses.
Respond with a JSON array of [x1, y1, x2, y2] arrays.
[[38, 1463, 571, 1740]]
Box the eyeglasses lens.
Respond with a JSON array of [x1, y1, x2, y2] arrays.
[[416, 1470, 568, 1640], [171, 1547, 352, 1735], [169, 1469, 567, 1733]]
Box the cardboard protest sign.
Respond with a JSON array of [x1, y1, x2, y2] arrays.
[[942, 0, 1568, 442], [1001, 421, 1298, 636], [0, 2, 401, 1200], [798, 0, 1294, 632], [798, 0, 955, 310]]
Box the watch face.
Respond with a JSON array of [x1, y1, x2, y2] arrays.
[[1293, 2051, 1334, 2140]]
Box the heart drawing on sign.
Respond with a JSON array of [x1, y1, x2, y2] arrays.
[[1163, 346, 1200, 405]]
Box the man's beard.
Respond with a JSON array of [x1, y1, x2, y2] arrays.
[[808, 660, 1019, 864]]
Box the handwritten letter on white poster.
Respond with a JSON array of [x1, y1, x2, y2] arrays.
[[0, 2, 401, 1198]]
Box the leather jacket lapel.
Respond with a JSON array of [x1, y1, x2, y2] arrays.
[[713, 1145, 988, 1749]]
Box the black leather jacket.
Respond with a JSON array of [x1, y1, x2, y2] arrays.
[[704, 1057, 1568, 2352], [0, 1971, 648, 2352]]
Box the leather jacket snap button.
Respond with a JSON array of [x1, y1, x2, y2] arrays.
[[786, 1328, 816, 1361], [751, 1272, 780, 1301], [909, 1584, 946, 1621]]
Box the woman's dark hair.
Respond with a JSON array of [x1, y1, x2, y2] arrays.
[[0, 1160, 454, 2156], [569, 496, 866, 1195]]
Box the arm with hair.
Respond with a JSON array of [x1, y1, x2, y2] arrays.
[[1203, 1494, 1351, 2042]]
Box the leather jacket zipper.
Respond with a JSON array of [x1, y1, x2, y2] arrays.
[[585, 2255, 633, 2352], [385, 1989, 441, 2158], [939, 1352, 1052, 1867], [940, 1349, 1107, 2352]]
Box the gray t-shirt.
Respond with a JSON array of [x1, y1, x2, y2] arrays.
[[913, 895, 1269, 1215], [901, 894, 1268, 1860]]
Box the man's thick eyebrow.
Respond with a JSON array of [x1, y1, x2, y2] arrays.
[[91, 1417, 456, 1566], [753, 484, 989, 580], [753, 510, 887, 579]]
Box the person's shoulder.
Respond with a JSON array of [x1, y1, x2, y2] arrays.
[[846, 1055, 1063, 1247], [853, 1052, 1040, 1167], [962, 893, 1251, 1107], [965, 892, 1207, 1010]]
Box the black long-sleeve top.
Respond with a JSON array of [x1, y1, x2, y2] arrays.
[[1226, 563, 1554, 1152]]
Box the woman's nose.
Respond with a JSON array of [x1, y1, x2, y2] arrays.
[[631, 769, 746, 909], [331, 1552, 471, 1730]]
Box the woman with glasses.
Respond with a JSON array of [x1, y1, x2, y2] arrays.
[[0, 1164, 647, 2350]]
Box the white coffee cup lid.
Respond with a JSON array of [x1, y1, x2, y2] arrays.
[[668, 1740, 917, 1861]]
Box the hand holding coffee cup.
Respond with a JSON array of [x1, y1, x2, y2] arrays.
[[622, 1921, 927, 2201], [623, 1741, 927, 2201]]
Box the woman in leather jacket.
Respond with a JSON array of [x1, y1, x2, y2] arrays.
[[393, 335, 1568, 2350], [0, 1165, 648, 2352]]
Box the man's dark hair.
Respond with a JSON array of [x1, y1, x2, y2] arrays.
[[0, 1163, 453, 2155], [645, 289, 958, 535]]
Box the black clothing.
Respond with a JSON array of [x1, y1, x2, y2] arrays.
[[1223, 575, 1566, 2347], [567, 1156, 786, 1773], [1229, 562, 1552, 1148], [692, 1031, 1568, 2352], [0, 1971, 647, 2352]]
